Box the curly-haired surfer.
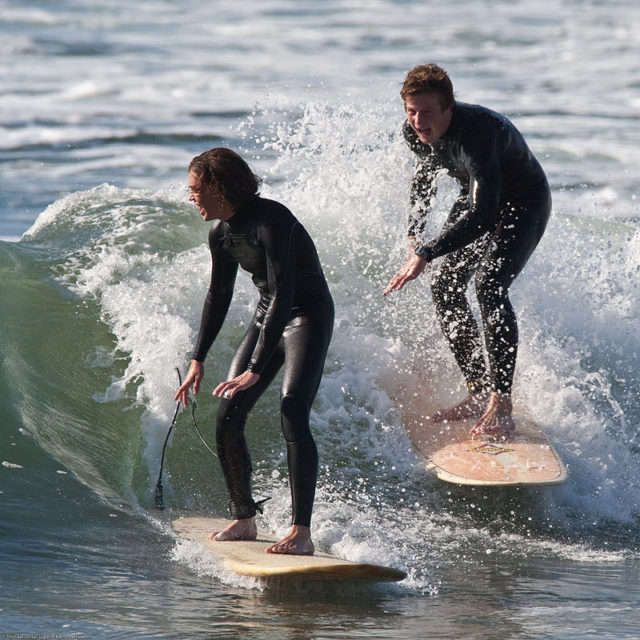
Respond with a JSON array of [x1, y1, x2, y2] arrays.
[[176, 148, 334, 554]]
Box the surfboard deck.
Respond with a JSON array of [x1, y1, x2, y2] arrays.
[[172, 517, 406, 582], [397, 380, 567, 486], [404, 411, 567, 486]]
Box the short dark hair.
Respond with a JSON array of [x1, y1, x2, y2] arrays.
[[188, 148, 261, 209], [400, 64, 455, 111]]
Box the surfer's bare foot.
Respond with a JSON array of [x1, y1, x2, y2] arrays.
[[470, 392, 515, 439], [431, 389, 491, 423], [209, 517, 257, 542], [266, 525, 314, 555]]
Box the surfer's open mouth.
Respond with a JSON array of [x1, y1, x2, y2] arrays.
[[418, 128, 435, 142]]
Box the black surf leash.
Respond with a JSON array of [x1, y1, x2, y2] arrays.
[[154, 368, 182, 510], [154, 367, 217, 510], [189, 397, 217, 457]]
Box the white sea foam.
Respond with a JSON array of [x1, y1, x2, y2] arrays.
[[170, 538, 261, 591], [2, 461, 24, 469]]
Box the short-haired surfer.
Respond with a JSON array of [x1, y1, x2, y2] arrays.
[[383, 64, 551, 438], [175, 148, 334, 554]]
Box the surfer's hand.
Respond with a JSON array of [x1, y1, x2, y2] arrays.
[[383, 255, 427, 295], [213, 371, 260, 400], [174, 360, 204, 406]]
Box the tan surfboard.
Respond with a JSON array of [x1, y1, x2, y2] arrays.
[[172, 517, 407, 582], [404, 411, 567, 486], [395, 376, 567, 486]]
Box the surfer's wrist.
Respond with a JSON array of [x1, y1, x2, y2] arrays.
[[414, 244, 432, 262]]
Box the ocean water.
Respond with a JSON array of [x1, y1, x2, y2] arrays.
[[1, 0, 639, 638]]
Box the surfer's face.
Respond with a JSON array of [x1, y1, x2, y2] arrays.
[[188, 171, 233, 222], [404, 92, 453, 145]]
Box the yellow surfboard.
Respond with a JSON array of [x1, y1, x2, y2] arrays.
[[172, 517, 406, 582]]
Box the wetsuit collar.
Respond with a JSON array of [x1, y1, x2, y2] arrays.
[[434, 102, 457, 146], [225, 195, 260, 230]]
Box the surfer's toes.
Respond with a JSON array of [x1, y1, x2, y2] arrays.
[[210, 530, 258, 542], [470, 422, 515, 440], [477, 430, 514, 441], [211, 530, 230, 541]]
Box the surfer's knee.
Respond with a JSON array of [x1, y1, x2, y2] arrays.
[[475, 269, 501, 304], [475, 274, 515, 326], [279, 393, 312, 442], [431, 269, 471, 319]]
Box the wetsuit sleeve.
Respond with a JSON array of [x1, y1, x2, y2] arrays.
[[192, 227, 239, 362], [403, 121, 434, 242], [417, 146, 501, 262], [246, 218, 298, 374], [408, 161, 434, 240]]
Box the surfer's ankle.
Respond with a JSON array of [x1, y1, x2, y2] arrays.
[[470, 392, 516, 437], [466, 377, 490, 397], [488, 391, 513, 415]]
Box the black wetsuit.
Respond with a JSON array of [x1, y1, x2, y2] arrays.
[[405, 102, 551, 394], [192, 196, 334, 525]]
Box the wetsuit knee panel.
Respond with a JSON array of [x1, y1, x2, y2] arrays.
[[280, 393, 312, 443], [475, 275, 517, 331]]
